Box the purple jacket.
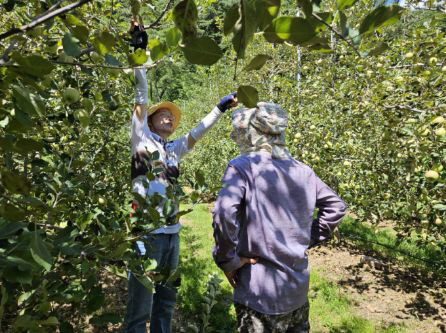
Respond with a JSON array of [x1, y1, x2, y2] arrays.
[[212, 152, 346, 314]]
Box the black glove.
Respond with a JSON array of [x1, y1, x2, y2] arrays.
[[217, 92, 237, 112], [129, 25, 148, 51]]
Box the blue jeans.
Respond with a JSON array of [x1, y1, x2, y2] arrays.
[[123, 233, 180, 333]]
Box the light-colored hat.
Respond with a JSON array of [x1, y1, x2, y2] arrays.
[[231, 102, 290, 159], [147, 101, 181, 131]]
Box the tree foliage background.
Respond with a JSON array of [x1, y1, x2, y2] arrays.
[[0, 0, 445, 331]]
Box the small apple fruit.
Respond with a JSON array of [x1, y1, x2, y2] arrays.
[[435, 127, 446, 137], [431, 116, 445, 125], [63, 87, 80, 104], [425, 170, 439, 181]]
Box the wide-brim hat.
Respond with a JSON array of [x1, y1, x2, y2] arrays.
[[147, 101, 181, 131]]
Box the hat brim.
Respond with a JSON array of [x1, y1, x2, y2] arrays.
[[147, 101, 181, 131]]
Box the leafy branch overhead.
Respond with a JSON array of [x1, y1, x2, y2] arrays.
[[0, 0, 422, 330]]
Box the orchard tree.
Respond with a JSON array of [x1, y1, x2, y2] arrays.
[[0, 0, 416, 331]]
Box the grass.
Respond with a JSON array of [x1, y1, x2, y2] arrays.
[[338, 216, 446, 274], [176, 204, 407, 333]]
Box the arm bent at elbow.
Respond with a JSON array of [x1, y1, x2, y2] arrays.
[[311, 175, 347, 245]]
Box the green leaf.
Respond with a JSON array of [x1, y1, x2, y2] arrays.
[[128, 48, 148, 66], [86, 287, 105, 313], [8, 109, 34, 131], [297, 0, 312, 18], [182, 37, 222, 66], [30, 232, 52, 271], [308, 12, 333, 33], [20, 196, 46, 208], [89, 313, 120, 325], [60, 321, 74, 333], [232, 0, 257, 58], [173, 0, 198, 39], [12, 85, 38, 115], [0, 221, 26, 239], [367, 42, 389, 56], [306, 36, 332, 52], [359, 5, 404, 35], [163, 199, 175, 219], [433, 204, 446, 211], [3, 0, 15, 11], [65, 14, 82, 26], [134, 274, 154, 292], [224, 4, 240, 35], [256, 0, 281, 30], [0, 203, 27, 222], [165, 27, 181, 47], [149, 39, 168, 62], [3, 266, 33, 284], [312, 0, 323, 12], [93, 31, 115, 56], [12, 54, 54, 78], [15, 315, 38, 329], [5, 255, 36, 271], [348, 28, 361, 45], [72, 25, 89, 43], [243, 54, 272, 71], [237, 85, 259, 108], [14, 138, 44, 154], [0, 286, 8, 324], [40, 317, 59, 326], [0, 116, 9, 128], [105, 265, 128, 279], [0, 136, 14, 151], [62, 33, 81, 57], [339, 11, 348, 37], [105, 54, 121, 67], [264, 16, 316, 45], [74, 109, 90, 128], [336, 0, 359, 10]]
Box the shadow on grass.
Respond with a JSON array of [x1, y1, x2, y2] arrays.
[[174, 225, 237, 333], [330, 237, 446, 332], [327, 318, 405, 333]]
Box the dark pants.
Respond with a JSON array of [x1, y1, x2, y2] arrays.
[[123, 233, 180, 333], [235, 302, 310, 333]]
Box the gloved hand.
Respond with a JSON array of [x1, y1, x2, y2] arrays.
[[129, 19, 148, 51], [217, 92, 238, 112]]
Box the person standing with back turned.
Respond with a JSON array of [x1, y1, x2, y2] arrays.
[[212, 102, 346, 332], [124, 19, 238, 333]]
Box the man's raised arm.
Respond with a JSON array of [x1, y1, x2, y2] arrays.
[[186, 93, 238, 150], [133, 67, 149, 122]]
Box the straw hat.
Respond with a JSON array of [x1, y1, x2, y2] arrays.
[[147, 101, 181, 131]]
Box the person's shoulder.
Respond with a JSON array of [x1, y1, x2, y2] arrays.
[[228, 155, 250, 169], [287, 158, 316, 175]]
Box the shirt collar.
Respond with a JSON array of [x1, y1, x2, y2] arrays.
[[150, 131, 167, 145]]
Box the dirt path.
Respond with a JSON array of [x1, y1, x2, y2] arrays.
[[309, 241, 446, 333]]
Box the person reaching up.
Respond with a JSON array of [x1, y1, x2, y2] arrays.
[[124, 18, 238, 333]]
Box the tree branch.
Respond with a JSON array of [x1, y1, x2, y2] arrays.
[[311, 12, 361, 57], [144, 0, 175, 29], [0, 0, 93, 41], [34, 0, 65, 20], [52, 60, 162, 70], [383, 105, 425, 113], [1, 60, 162, 70]]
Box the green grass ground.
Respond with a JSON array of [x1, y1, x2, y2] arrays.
[[176, 204, 407, 333], [338, 217, 446, 274]]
